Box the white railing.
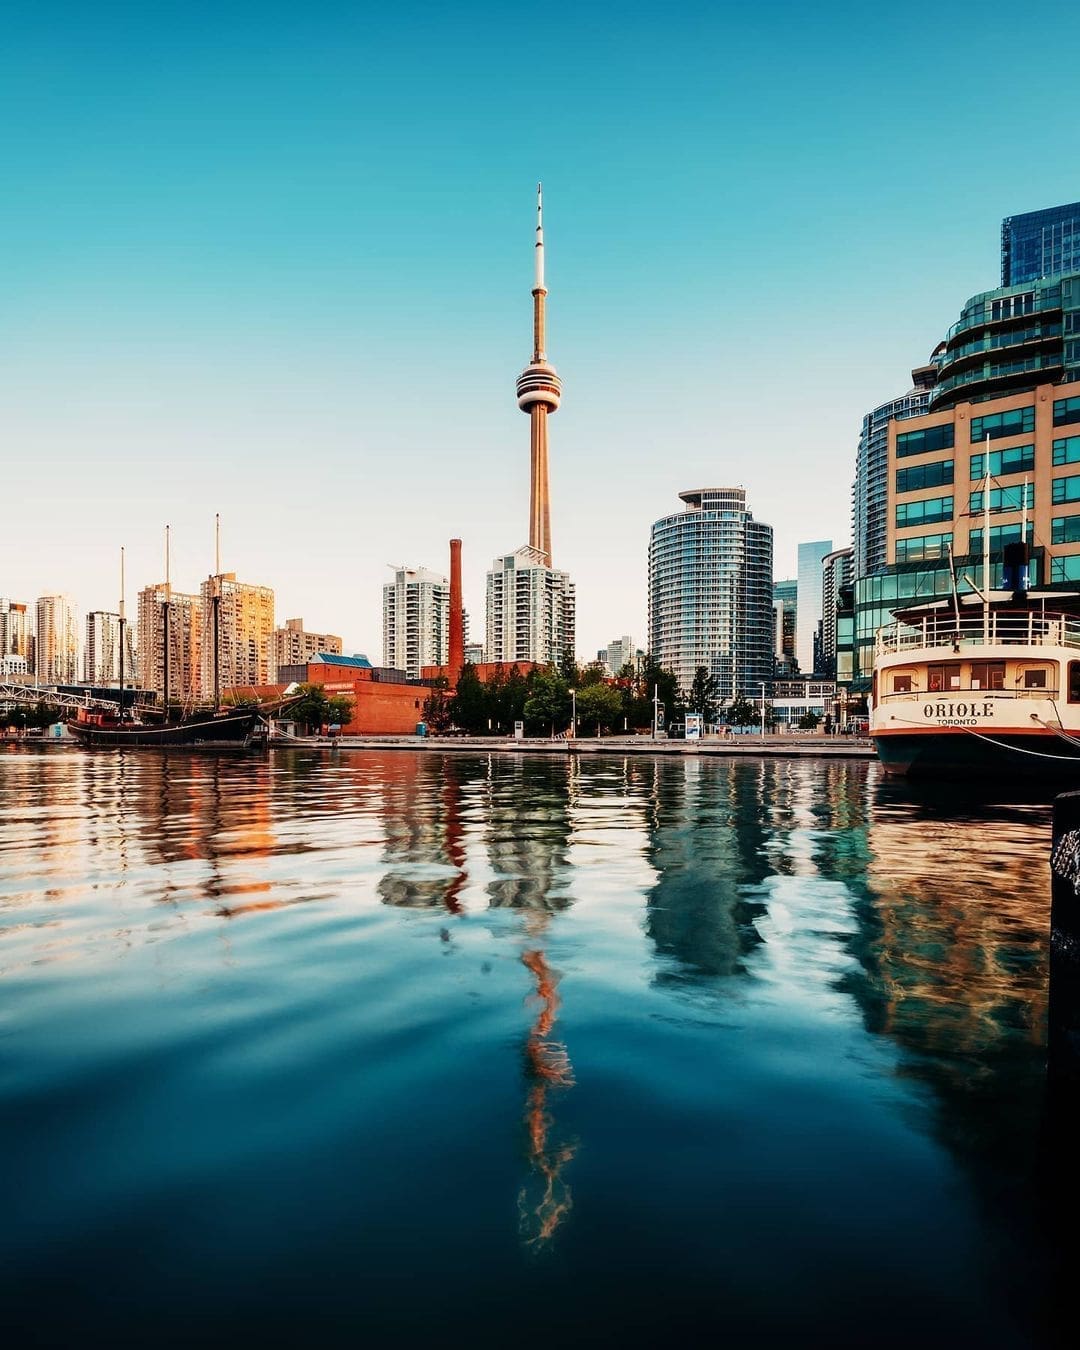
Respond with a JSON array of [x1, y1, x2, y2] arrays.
[[876, 610, 1080, 656]]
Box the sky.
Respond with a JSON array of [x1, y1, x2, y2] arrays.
[[3, 0, 1080, 659]]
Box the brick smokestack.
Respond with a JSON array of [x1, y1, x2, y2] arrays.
[[449, 538, 464, 680]]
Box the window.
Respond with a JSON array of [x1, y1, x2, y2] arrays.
[[969, 483, 1034, 513], [1053, 435, 1080, 467], [1052, 516, 1080, 545], [1054, 395, 1080, 427], [970, 444, 1034, 479], [968, 523, 1034, 553], [894, 533, 953, 563], [896, 461, 953, 493], [1053, 475, 1080, 505], [893, 674, 913, 693], [1070, 661, 1080, 703], [969, 662, 1005, 690], [970, 406, 1035, 442], [1023, 669, 1048, 689], [896, 424, 954, 458], [928, 663, 962, 692], [1052, 556, 1080, 584], [896, 496, 953, 527]]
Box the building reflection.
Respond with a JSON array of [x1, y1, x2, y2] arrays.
[[643, 757, 772, 981], [377, 754, 471, 913]]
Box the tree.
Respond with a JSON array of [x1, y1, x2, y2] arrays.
[[579, 662, 607, 688], [575, 682, 623, 735], [448, 662, 488, 734], [286, 685, 333, 739], [688, 666, 719, 724], [635, 654, 683, 730], [523, 669, 571, 736], [725, 696, 759, 727], [422, 678, 453, 732], [326, 695, 354, 727], [798, 710, 821, 731]]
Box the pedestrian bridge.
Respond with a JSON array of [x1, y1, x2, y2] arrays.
[[0, 683, 120, 713]]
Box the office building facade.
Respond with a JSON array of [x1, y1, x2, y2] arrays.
[[383, 567, 450, 681], [795, 540, 832, 677], [648, 487, 774, 700], [772, 579, 797, 675], [1002, 202, 1080, 287], [852, 380, 1080, 686], [819, 547, 854, 681], [485, 547, 575, 667]]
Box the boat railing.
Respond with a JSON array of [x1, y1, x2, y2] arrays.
[[878, 686, 1059, 703], [876, 610, 1080, 656]]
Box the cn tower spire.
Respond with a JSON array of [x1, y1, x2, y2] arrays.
[[516, 181, 561, 565]]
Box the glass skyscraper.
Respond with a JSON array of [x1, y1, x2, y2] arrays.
[[795, 540, 831, 677], [1002, 202, 1080, 286], [648, 487, 773, 701]]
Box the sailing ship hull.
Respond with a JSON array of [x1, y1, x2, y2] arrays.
[[873, 728, 1080, 779], [67, 710, 259, 749]]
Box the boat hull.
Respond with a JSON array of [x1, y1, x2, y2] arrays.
[[67, 711, 258, 748], [873, 729, 1080, 778]]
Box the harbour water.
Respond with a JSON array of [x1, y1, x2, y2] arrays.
[[0, 747, 1066, 1346]]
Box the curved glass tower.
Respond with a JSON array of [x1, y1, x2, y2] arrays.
[[648, 487, 773, 701]]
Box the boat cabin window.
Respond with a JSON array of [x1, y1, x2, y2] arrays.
[[927, 663, 962, 692], [1070, 662, 1080, 703], [1022, 668, 1048, 689], [892, 673, 914, 693], [969, 661, 1005, 690]]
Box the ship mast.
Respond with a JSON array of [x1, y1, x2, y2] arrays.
[[213, 513, 221, 711], [118, 547, 126, 724]]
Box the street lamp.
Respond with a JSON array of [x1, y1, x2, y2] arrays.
[[760, 681, 767, 739], [569, 687, 576, 738]]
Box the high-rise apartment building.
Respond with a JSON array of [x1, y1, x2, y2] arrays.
[[795, 541, 832, 677], [137, 585, 203, 702], [382, 567, 449, 681], [0, 598, 33, 676], [84, 610, 133, 684], [34, 595, 78, 684], [648, 488, 774, 700], [485, 547, 575, 667], [601, 635, 639, 675], [819, 547, 854, 681], [772, 579, 797, 674], [853, 365, 936, 579], [1002, 202, 1080, 287], [200, 573, 274, 695], [272, 618, 343, 681]]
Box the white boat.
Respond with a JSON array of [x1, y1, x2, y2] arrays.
[[871, 591, 1080, 777]]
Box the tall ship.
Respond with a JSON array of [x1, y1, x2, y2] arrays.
[[870, 537, 1080, 776], [69, 524, 268, 750]]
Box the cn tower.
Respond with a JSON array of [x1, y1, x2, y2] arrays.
[[515, 183, 562, 565]]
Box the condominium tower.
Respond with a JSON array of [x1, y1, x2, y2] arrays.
[[0, 598, 33, 676], [272, 618, 343, 682], [200, 572, 275, 694], [648, 487, 774, 700], [34, 594, 78, 684], [383, 567, 449, 680], [84, 610, 133, 685], [137, 585, 203, 701], [485, 546, 575, 667]]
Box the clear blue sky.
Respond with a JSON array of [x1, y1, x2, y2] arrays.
[[3, 0, 1080, 657]]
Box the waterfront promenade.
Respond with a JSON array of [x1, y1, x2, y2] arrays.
[[280, 732, 876, 758]]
